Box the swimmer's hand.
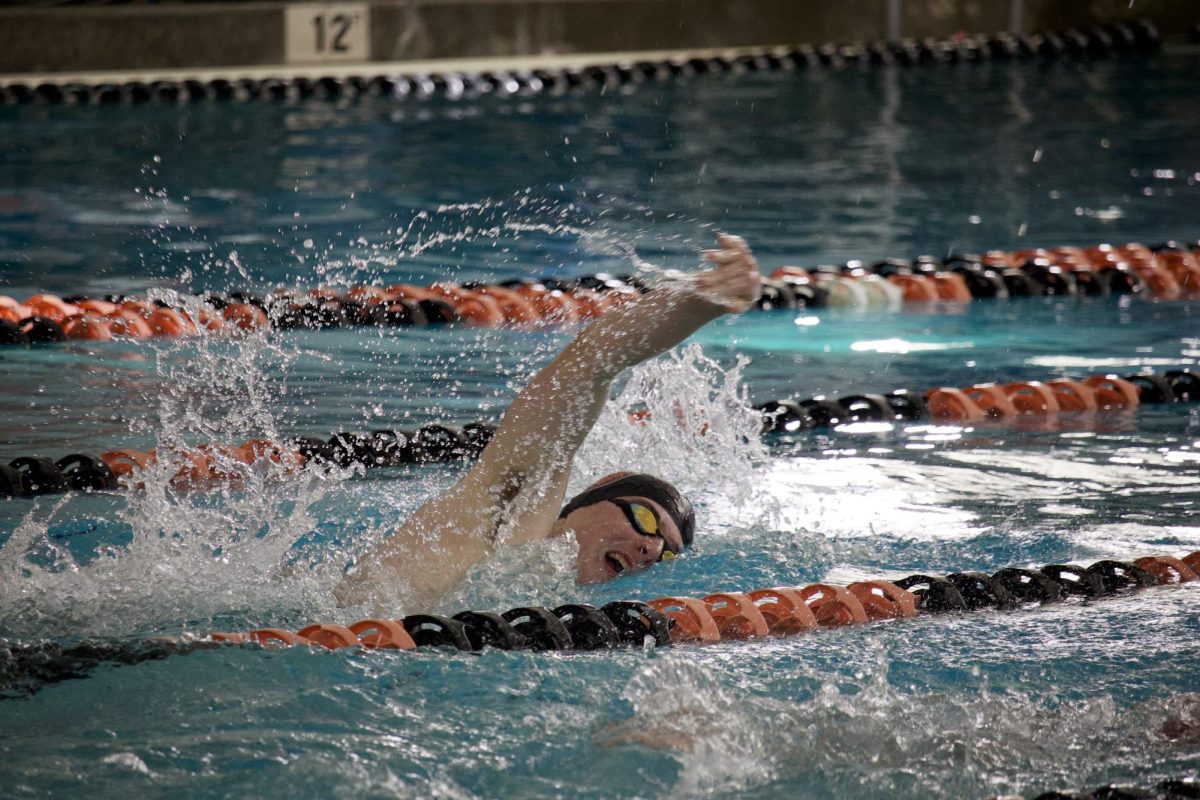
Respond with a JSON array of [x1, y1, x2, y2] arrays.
[[696, 234, 762, 313]]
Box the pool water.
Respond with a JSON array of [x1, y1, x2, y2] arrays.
[[2, 51, 1199, 799]]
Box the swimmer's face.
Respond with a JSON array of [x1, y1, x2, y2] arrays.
[[563, 497, 685, 583]]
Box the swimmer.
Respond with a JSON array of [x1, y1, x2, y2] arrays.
[[336, 234, 761, 610]]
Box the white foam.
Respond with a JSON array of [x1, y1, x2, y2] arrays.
[[0, 323, 345, 638], [572, 343, 771, 516]]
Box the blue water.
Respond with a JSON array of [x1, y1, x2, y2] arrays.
[[2, 52, 1200, 799]]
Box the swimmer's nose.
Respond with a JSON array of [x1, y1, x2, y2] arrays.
[[638, 539, 663, 565]]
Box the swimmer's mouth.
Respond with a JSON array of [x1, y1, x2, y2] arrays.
[[605, 552, 630, 576]]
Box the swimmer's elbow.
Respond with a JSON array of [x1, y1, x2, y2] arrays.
[[332, 574, 361, 608], [333, 559, 386, 609]]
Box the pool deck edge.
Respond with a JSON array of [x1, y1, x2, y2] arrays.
[[0, 46, 790, 88]]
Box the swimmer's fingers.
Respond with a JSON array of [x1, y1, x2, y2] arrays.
[[717, 232, 750, 253], [700, 261, 759, 293], [701, 250, 742, 266], [694, 234, 760, 311], [701, 242, 751, 266], [701, 235, 756, 275], [701, 233, 752, 260], [696, 254, 761, 313]]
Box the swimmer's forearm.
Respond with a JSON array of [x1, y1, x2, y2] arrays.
[[477, 251, 754, 477], [494, 285, 722, 447], [442, 294, 696, 534], [567, 282, 726, 377], [568, 234, 760, 376], [469, 284, 724, 481]]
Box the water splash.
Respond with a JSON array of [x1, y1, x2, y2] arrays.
[[0, 316, 343, 638], [440, 535, 580, 615], [608, 653, 776, 796], [287, 188, 718, 288], [573, 343, 772, 518], [605, 636, 1200, 799]]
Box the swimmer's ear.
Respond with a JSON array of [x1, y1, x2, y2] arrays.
[[588, 471, 637, 490]]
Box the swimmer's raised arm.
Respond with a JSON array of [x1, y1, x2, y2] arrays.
[[469, 233, 761, 518], [336, 234, 760, 608]]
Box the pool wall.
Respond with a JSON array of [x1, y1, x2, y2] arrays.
[[0, 0, 1194, 77]]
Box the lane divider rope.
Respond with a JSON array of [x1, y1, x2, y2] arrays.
[[2, 239, 1198, 347], [1004, 776, 1200, 799], [3, 551, 1193, 700], [2, 367, 1195, 500], [0, 423, 496, 499], [202, 550, 1200, 651], [754, 367, 1198, 433], [0, 22, 1163, 108]]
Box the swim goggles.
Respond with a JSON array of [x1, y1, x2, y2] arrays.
[[608, 498, 676, 561]]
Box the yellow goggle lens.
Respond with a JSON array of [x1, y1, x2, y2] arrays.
[[630, 503, 659, 536]]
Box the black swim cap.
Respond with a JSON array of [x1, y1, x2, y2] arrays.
[[559, 473, 695, 550]]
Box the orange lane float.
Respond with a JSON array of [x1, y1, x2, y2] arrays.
[[25, 294, 81, 323], [769, 266, 812, 281], [104, 312, 153, 339], [925, 387, 987, 423], [347, 619, 418, 650], [1132, 556, 1198, 584], [245, 629, 311, 647], [1157, 250, 1200, 291], [77, 298, 120, 316], [428, 283, 507, 327], [1133, 263, 1182, 300], [221, 302, 269, 332], [191, 444, 249, 482], [98, 449, 155, 480], [746, 587, 819, 634], [514, 284, 583, 324], [702, 592, 771, 640], [847, 580, 919, 620], [161, 448, 215, 490], [798, 583, 870, 626], [932, 272, 973, 302], [887, 273, 941, 302], [1082, 374, 1140, 411], [1045, 379, 1098, 412], [564, 288, 609, 319], [147, 307, 198, 337], [383, 283, 439, 303], [296, 624, 361, 649], [344, 285, 394, 305], [91, 439, 308, 491], [962, 384, 1019, 420], [647, 597, 722, 643], [472, 285, 541, 325], [60, 314, 114, 341], [1003, 381, 1061, 415], [235, 438, 307, 472]]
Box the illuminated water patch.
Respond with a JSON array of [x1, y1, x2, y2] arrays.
[[850, 339, 976, 355]]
